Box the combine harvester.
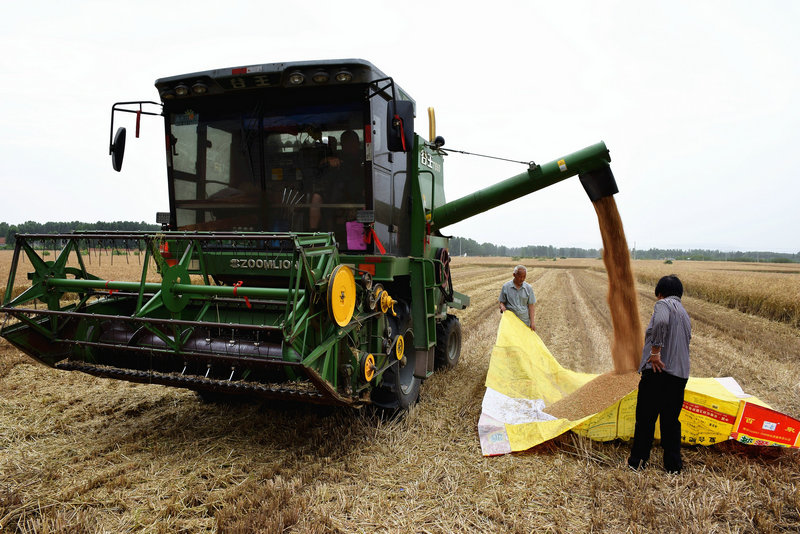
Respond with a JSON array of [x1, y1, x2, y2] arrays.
[[0, 59, 618, 409]]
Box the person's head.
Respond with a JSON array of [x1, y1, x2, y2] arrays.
[[655, 275, 683, 299], [513, 265, 527, 285], [340, 130, 360, 156]]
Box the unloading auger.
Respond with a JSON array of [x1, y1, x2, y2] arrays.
[[0, 59, 618, 409]]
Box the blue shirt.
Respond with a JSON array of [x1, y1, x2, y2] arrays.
[[639, 296, 692, 379]]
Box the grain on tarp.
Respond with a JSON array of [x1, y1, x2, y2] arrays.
[[545, 371, 640, 420]]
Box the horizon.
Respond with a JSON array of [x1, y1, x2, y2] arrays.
[[0, 220, 796, 257]]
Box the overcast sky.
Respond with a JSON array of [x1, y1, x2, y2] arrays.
[[1, 1, 798, 253]]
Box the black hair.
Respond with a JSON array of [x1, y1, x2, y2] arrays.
[[655, 275, 683, 298]]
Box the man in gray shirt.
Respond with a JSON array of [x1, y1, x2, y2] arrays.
[[628, 275, 692, 474], [498, 265, 536, 331]]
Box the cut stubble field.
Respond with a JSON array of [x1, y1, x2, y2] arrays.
[[1, 250, 799, 532]]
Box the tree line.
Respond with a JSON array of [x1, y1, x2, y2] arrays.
[[448, 236, 799, 263]]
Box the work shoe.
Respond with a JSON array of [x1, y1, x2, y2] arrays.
[[664, 464, 683, 475], [627, 457, 647, 471]]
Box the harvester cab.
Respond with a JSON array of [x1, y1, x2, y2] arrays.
[[1, 59, 618, 410]]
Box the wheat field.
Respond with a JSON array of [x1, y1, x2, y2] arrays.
[[1, 250, 799, 532]]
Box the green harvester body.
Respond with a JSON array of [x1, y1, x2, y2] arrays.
[[1, 59, 617, 408]]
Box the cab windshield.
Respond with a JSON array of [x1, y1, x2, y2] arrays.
[[167, 97, 367, 247]]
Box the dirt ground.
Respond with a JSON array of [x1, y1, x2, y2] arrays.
[[1, 254, 799, 532]]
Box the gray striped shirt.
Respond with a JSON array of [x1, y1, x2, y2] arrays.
[[639, 296, 692, 379], [499, 280, 536, 327]]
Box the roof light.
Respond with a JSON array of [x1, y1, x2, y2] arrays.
[[191, 82, 208, 95], [335, 70, 353, 83], [311, 71, 329, 84], [288, 71, 305, 85], [160, 89, 176, 100], [174, 84, 189, 96]]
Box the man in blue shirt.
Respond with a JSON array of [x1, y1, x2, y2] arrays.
[[628, 275, 692, 474], [498, 265, 536, 331]]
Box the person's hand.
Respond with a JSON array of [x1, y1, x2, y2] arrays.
[[648, 352, 665, 372], [499, 302, 507, 313], [530, 323, 536, 332]]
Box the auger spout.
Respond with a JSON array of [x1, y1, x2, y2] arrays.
[[431, 141, 618, 230]]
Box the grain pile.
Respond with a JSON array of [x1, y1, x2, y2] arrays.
[[546, 371, 640, 420], [593, 195, 642, 373]]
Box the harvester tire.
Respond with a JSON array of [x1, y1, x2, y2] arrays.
[[371, 326, 420, 410], [435, 314, 461, 369]]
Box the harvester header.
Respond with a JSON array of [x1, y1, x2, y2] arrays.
[[2, 58, 618, 409]]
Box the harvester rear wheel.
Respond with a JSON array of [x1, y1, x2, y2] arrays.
[[435, 314, 461, 369]]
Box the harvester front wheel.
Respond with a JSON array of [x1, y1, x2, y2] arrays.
[[435, 314, 461, 369], [371, 327, 420, 410]]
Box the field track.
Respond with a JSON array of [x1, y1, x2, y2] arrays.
[[1, 252, 799, 532]]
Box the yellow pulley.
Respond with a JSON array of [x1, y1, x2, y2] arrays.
[[394, 334, 404, 361], [327, 265, 356, 327], [361, 353, 376, 382], [375, 287, 397, 316]]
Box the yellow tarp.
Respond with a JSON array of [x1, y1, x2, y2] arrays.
[[478, 312, 798, 456]]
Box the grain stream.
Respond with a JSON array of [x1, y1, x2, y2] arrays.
[[593, 196, 642, 373]]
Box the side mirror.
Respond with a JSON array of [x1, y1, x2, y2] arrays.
[[387, 100, 414, 152], [111, 127, 127, 172]]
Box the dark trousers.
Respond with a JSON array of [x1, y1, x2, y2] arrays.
[[629, 369, 688, 472]]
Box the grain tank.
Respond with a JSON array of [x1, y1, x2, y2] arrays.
[[0, 59, 617, 409]]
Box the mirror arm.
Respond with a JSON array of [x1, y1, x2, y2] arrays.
[[108, 101, 163, 153], [108, 101, 163, 170]]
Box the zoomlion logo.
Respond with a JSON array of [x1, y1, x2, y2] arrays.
[[230, 258, 294, 270]]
